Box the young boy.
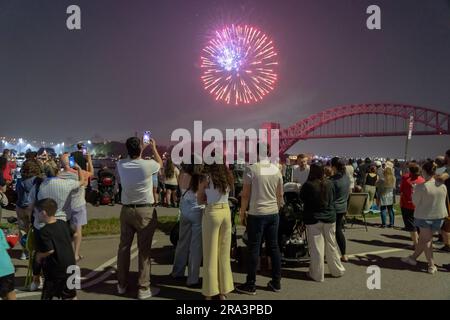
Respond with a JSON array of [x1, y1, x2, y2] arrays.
[[35, 198, 77, 300], [0, 229, 16, 300]]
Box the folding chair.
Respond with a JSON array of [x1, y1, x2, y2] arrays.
[[346, 193, 369, 232]]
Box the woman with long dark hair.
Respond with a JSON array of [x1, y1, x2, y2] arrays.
[[330, 157, 351, 262], [164, 158, 180, 207], [363, 166, 378, 211], [171, 157, 204, 287], [197, 162, 234, 300], [299, 163, 345, 282]]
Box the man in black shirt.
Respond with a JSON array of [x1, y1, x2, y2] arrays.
[[71, 143, 87, 171], [35, 198, 77, 300]]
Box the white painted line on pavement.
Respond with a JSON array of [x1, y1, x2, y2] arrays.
[[81, 248, 141, 289], [81, 244, 138, 280], [16, 241, 156, 299]]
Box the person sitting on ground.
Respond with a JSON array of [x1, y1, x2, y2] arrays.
[[401, 161, 448, 274], [300, 163, 345, 282], [400, 163, 425, 248], [0, 226, 16, 300], [35, 198, 77, 300]]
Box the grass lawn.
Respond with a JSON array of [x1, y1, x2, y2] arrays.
[[83, 216, 179, 237], [1, 204, 402, 237]]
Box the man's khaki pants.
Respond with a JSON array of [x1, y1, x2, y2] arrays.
[[117, 206, 157, 289]]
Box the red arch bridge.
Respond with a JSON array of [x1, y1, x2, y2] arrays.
[[261, 103, 450, 155]]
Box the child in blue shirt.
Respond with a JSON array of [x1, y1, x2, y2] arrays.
[[0, 230, 16, 300]]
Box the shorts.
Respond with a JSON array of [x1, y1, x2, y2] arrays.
[[152, 175, 158, 187], [401, 208, 416, 232], [414, 218, 444, 233], [165, 184, 178, 191], [0, 273, 15, 297], [67, 205, 88, 227], [41, 277, 77, 300]]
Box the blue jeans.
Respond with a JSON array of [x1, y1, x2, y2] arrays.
[[246, 214, 281, 286], [380, 205, 394, 226], [171, 194, 203, 285]]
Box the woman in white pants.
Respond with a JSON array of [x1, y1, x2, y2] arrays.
[[299, 163, 346, 282]]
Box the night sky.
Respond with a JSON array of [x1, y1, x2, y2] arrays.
[[1, 0, 449, 158]]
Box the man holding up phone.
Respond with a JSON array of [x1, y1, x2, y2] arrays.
[[116, 135, 163, 300]]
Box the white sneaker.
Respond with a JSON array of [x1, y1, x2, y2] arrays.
[[117, 284, 127, 295], [401, 256, 417, 266], [19, 252, 29, 260], [427, 265, 438, 275], [29, 280, 43, 292], [138, 287, 160, 300]]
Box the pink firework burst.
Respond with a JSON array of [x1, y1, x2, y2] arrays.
[[201, 24, 279, 106]]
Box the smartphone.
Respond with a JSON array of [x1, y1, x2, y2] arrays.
[[69, 156, 76, 168], [82, 146, 87, 156], [143, 131, 152, 144]]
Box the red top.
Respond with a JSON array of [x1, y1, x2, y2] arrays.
[[400, 173, 425, 210], [2, 161, 16, 183]]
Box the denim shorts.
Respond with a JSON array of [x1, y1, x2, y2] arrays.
[[414, 218, 444, 232], [152, 174, 158, 187]]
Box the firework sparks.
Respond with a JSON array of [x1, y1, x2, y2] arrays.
[[201, 25, 279, 106]]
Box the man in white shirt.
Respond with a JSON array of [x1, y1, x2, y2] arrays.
[[116, 137, 163, 300], [236, 144, 284, 296], [292, 154, 310, 186]]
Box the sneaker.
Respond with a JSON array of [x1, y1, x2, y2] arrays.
[[20, 252, 29, 261], [427, 265, 438, 275], [267, 280, 281, 293], [401, 256, 417, 266], [235, 283, 256, 295], [29, 280, 42, 292], [117, 284, 127, 295], [138, 287, 160, 300]]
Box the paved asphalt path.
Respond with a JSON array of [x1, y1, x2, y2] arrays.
[[3, 204, 449, 300]]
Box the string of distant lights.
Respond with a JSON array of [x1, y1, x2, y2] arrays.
[[0, 136, 92, 153]]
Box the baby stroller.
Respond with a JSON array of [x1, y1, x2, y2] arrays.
[[96, 172, 116, 206], [278, 182, 309, 264]]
